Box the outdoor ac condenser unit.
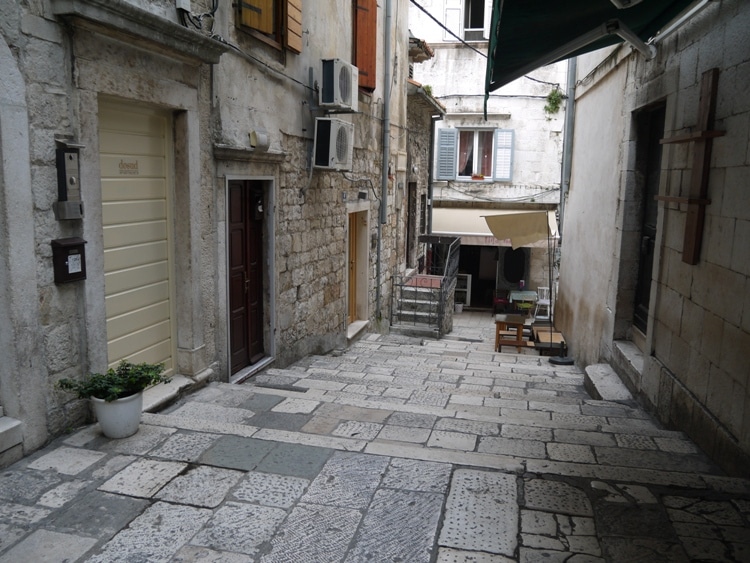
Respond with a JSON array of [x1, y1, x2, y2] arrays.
[[314, 117, 354, 171], [320, 58, 358, 112]]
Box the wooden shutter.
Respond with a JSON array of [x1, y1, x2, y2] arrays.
[[436, 128, 458, 180], [483, 0, 493, 39], [493, 129, 514, 181], [286, 0, 303, 53], [444, 7, 462, 41], [241, 0, 274, 34], [355, 0, 377, 91]]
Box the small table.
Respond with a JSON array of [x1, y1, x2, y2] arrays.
[[533, 327, 567, 356], [494, 314, 527, 352], [509, 290, 537, 315]]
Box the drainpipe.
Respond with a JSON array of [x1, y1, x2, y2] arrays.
[[376, 0, 392, 319], [559, 57, 577, 232]]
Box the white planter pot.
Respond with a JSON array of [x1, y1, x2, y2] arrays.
[[91, 392, 143, 439]]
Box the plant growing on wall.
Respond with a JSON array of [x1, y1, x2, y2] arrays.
[[544, 87, 564, 117]]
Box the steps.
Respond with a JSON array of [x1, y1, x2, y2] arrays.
[[0, 410, 23, 468]]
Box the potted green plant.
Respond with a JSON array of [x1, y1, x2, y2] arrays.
[[58, 360, 170, 439]]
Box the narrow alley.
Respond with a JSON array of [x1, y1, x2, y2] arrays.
[[1, 312, 748, 562]]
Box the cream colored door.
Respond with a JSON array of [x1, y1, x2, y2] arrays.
[[99, 102, 175, 375]]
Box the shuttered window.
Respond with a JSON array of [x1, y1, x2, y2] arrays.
[[355, 0, 377, 91], [238, 0, 303, 53], [435, 128, 515, 181], [436, 128, 458, 180], [493, 129, 514, 181]]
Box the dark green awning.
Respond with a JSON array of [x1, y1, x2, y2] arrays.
[[485, 0, 699, 93]]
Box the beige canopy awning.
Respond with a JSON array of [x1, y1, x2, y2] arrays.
[[483, 210, 558, 249], [432, 208, 557, 249]]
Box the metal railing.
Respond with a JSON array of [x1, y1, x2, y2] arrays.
[[391, 235, 460, 336]]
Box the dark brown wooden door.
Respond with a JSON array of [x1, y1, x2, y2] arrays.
[[229, 180, 265, 373]]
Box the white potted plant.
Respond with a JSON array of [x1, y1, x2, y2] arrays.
[[58, 360, 170, 439]]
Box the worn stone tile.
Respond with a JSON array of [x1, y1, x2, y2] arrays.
[[522, 534, 566, 550], [554, 429, 616, 447], [388, 411, 438, 428], [378, 425, 432, 444], [428, 430, 477, 451], [599, 537, 688, 562], [261, 502, 362, 563], [62, 425, 101, 447], [47, 490, 148, 538], [301, 415, 340, 434], [232, 471, 308, 508], [653, 436, 701, 454], [595, 447, 716, 473], [301, 451, 388, 509], [382, 387, 414, 399], [149, 432, 220, 462], [501, 424, 553, 441], [240, 393, 285, 413], [410, 390, 450, 407], [439, 470, 518, 556], [38, 479, 89, 508], [436, 547, 515, 562], [4, 501, 50, 531], [0, 523, 26, 553], [521, 509, 557, 535], [247, 411, 312, 432], [98, 459, 186, 498], [255, 442, 333, 479], [0, 470, 61, 503], [272, 397, 320, 414], [664, 497, 745, 526], [332, 420, 383, 440], [199, 436, 275, 471], [449, 395, 485, 406], [0, 529, 97, 563], [346, 488, 444, 563], [567, 535, 602, 556], [547, 443, 597, 464], [524, 479, 592, 516], [88, 502, 212, 563], [172, 545, 254, 562], [477, 436, 546, 458], [382, 458, 452, 493], [90, 454, 136, 479], [518, 548, 578, 563], [436, 418, 500, 436], [100, 425, 176, 455], [27, 446, 106, 475], [614, 434, 658, 450], [156, 465, 244, 507], [192, 502, 287, 556]]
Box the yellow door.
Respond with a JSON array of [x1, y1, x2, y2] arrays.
[[348, 213, 358, 324], [99, 102, 175, 375]]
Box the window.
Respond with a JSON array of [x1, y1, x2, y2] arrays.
[[355, 0, 377, 91], [444, 0, 493, 42], [436, 128, 514, 181], [238, 0, 302, 53], [463, 0, 485, 41]]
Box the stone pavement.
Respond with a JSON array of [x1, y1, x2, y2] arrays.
[[1, 311, 749, 562]]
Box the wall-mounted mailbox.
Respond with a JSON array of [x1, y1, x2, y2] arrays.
[[53, 147, 84, 220], [51, 237, 87, 284]]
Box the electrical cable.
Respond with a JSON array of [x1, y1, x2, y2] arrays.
[[408, 0, 559, 87]]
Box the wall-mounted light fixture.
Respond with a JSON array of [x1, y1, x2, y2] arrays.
[[249, 129, 270, 152]]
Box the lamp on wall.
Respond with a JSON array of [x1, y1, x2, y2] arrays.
[[249, 129, 270, 152]]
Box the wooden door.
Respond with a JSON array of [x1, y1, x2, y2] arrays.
[[229, 180, 265, 373], [348, 213, 358, 323]]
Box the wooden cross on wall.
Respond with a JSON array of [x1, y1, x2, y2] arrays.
[[657, 68, 724, 265]]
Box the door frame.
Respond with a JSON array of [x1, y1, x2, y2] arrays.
[[346, 202, 370, 326], [224, 176, 276, 382]]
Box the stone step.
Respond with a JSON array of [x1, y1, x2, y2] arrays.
[[584, 363, 634, 403], [0, 416, 23, 469]]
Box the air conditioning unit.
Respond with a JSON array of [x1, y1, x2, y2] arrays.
[[320, 59, 358, 112], [314, 117, 354, 171]]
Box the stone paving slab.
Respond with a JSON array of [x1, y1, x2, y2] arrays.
[[0, 313, 748, 562]]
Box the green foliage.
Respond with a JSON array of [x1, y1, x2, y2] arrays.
[[58, 360, 170, 402], [423, 84, 433, 96], [544, 87, 564, 116]]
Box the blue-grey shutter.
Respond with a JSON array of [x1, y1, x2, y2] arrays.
[[436, 128, 457, 180], [493, 129, 514, 181]]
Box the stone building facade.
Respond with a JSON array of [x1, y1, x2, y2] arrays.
[[0, 0, 415, 465], [408, 0, 568, 309], [557, 0, 750, 475]]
